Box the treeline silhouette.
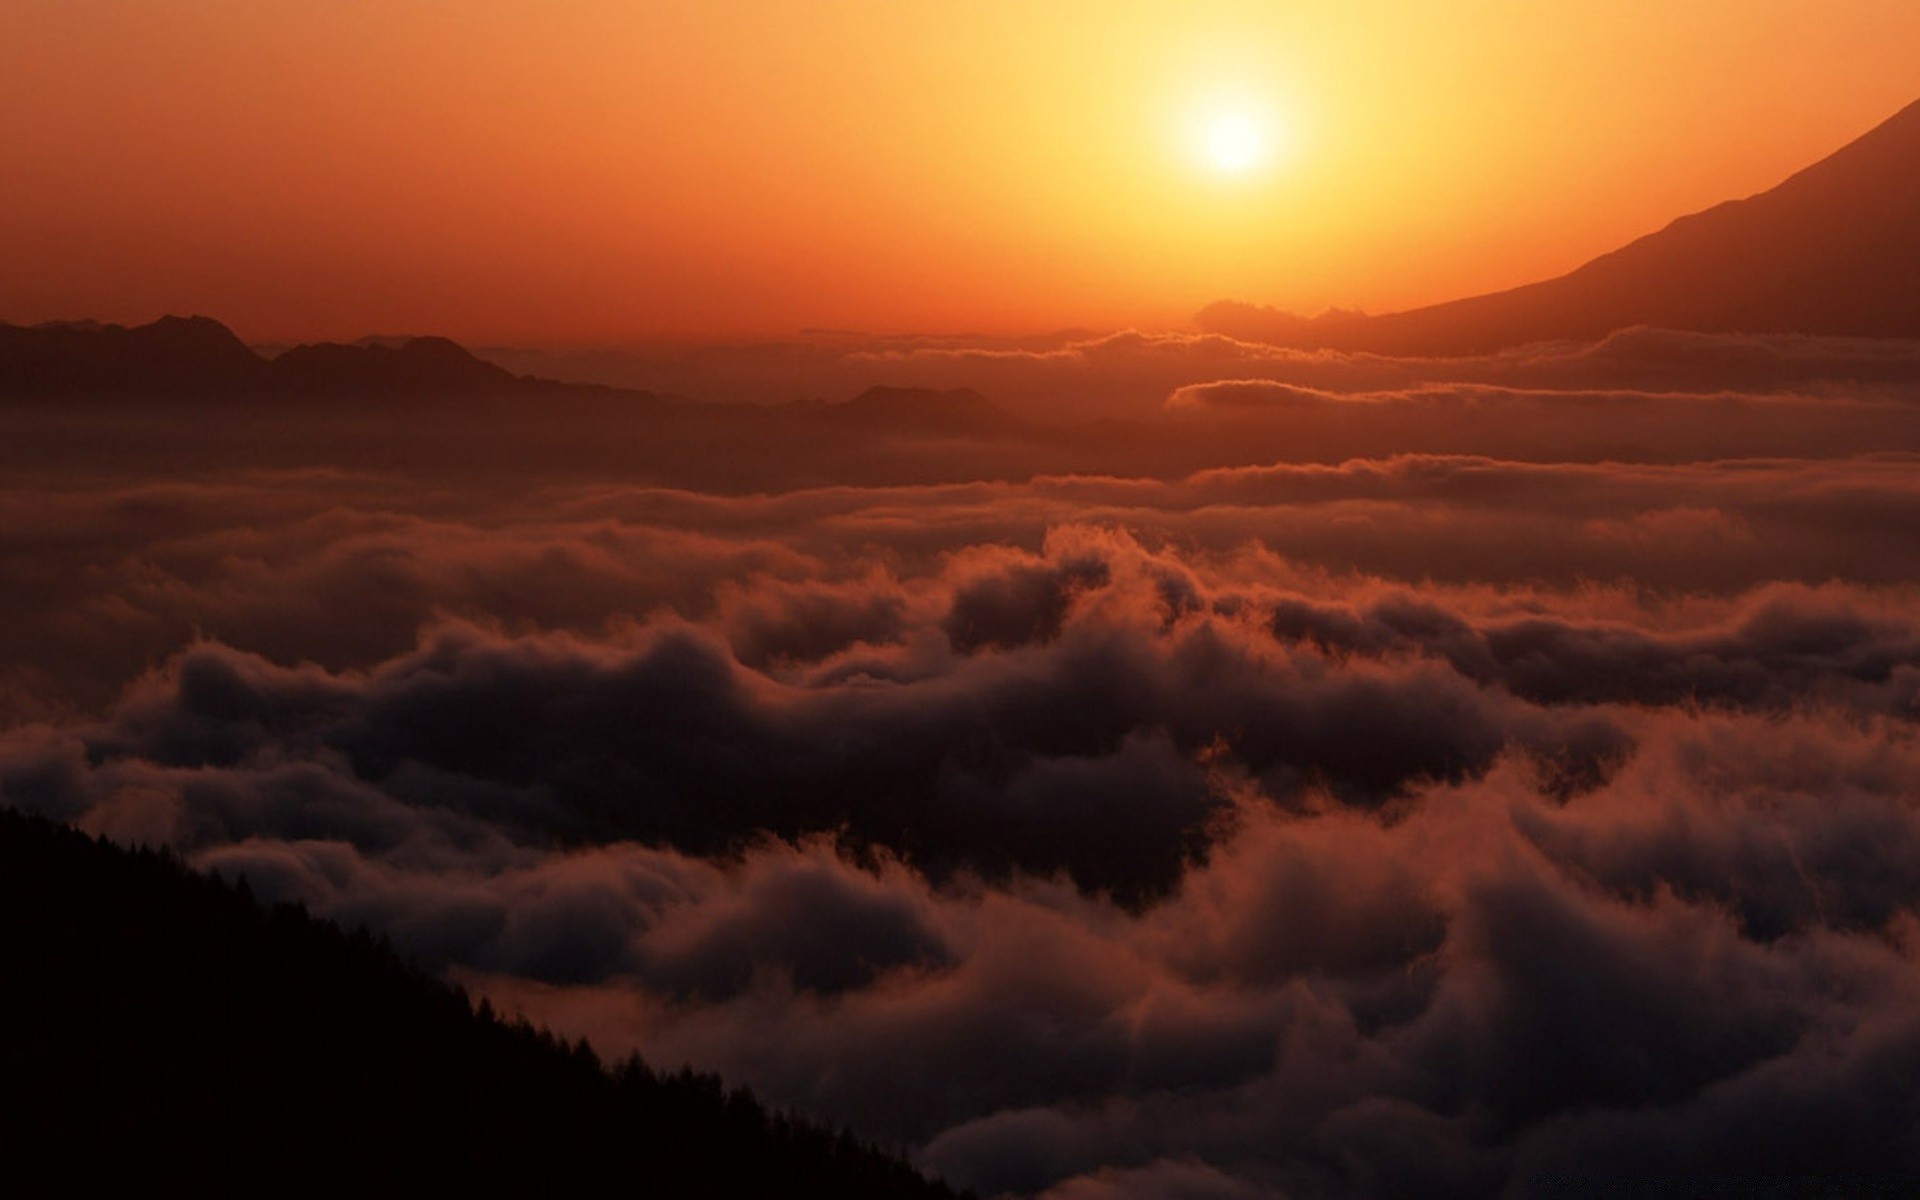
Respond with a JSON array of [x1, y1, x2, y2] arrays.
[[0, 808, 968, 1197]]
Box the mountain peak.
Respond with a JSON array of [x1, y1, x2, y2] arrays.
[[266, 335, 522, 395], [0, 317, 529, 399], [1209, 95, 1920, 353], [0, 313, 263, 394], [830, 385, 1016, 435]]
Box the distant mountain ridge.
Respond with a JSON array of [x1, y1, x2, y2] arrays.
[[811, 385, 1020, 436], [0, 314, 527, 397], [1207, 96, 1920, 353], [269, 335, 522, 394], [0, 319, 1031, 440]]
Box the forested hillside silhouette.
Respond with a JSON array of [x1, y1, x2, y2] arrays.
[[0, 808, 966, 1197]]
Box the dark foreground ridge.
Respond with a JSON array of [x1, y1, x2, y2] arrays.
[[1206, 95, 1920, 352], [0, 808, 966, 1197]]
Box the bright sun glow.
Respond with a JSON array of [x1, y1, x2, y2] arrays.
[[1205, 112, 1265, 172]]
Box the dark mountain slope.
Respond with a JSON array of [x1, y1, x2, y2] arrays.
[[1220, 96, 1920, 353], [0, 809, 964, 1197]]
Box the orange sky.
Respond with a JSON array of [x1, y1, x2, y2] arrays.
[[3, 1, 1917, 344]]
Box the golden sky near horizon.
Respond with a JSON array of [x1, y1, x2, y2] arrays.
[[3, 1, 1917, 343]]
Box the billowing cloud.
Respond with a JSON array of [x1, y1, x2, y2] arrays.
[[13, 693, 1918, 1194], [7, 515, 1920, 1195], [7, 452, 1920, 720], [4, 331, 1920, 1195], [485, 326, 1920, 420]]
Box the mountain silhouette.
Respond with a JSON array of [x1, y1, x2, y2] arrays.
[[0, 314, 265, 394], [814, 386, 1022, 436], [1208, 96, 1920, 353], [0, 808, 965, 1196], [268, 334, 522, 395], [0, 316, 532, 398]]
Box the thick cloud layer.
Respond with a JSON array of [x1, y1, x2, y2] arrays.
[[9, 666, 1920, 1194], [4, 331, 1920, 1194], [483, 326, 1920, 421], [6, 522, 1920, 1193], [6, 453, 1920, 720]]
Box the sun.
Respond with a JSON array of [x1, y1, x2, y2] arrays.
[[1204, 111, 1265, 173]]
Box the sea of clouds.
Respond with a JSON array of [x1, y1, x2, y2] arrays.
[[4, 329, 1920, 1195]]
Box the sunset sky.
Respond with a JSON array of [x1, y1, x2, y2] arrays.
[[10, 7, 1920, 1197], [4, 1, 1918, 343]]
